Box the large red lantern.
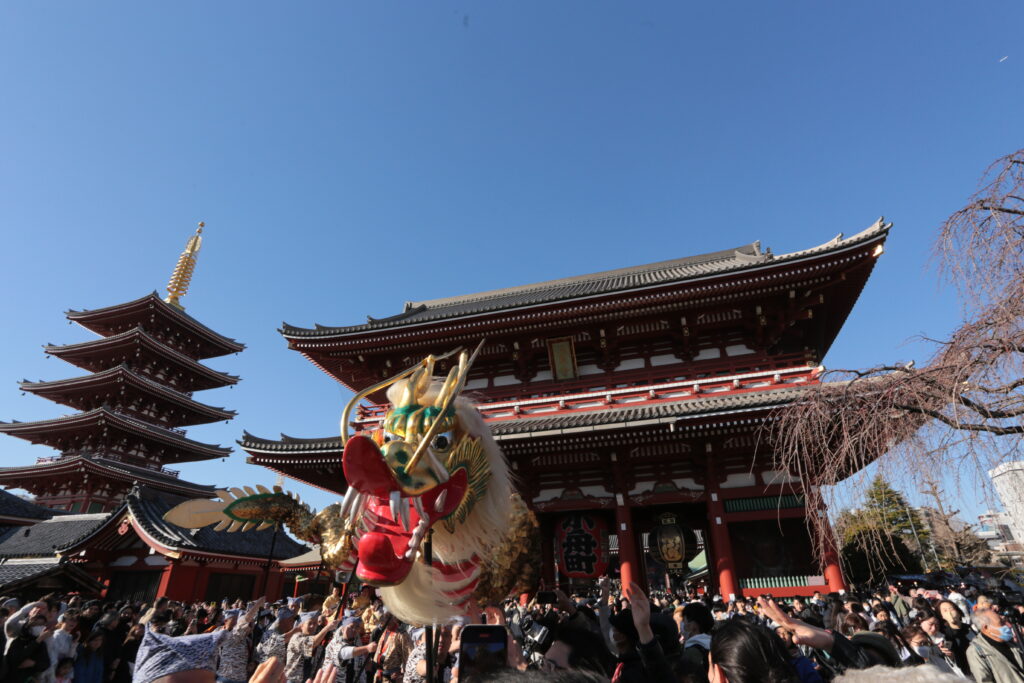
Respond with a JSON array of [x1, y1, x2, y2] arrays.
[[555, 512, 609, 579]]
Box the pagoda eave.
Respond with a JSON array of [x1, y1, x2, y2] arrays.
[[45, 327, 239, 392], [0, 408, 232, 463], [19, 366, 236, 427], [66, 292, 245, 359], [0, 455, 217, 498]]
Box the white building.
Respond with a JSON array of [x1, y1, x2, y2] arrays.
[[977, 509, 1024, 568], [990, 462, 1024, 543]]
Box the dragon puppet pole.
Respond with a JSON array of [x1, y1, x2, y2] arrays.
[[261, 522, 279, 598], [333, 563, 357, 620], [424, 528, 436, 683]]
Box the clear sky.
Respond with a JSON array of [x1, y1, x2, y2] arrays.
[[1, 2, 1021, 525]]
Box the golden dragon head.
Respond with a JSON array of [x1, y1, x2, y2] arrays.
[[340, 342, 497, 587]]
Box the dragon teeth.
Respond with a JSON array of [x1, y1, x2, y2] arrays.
[[403, 517, 431, 560], [340, 487, 356, 516], [412, 496, 426, 520], [346, 493, 365, 526], [390, 491, 401, 525], [434, 490, 447, 513], [399, 497, 411, 531], [426, 449, 450, 483]]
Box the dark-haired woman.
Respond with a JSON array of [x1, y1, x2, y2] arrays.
[[709, 619, 798, 683], [937, 599, 971, 677], [73, 631, 106, 683]]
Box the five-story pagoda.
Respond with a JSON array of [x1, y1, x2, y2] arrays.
[[0, 225, 242, 513]]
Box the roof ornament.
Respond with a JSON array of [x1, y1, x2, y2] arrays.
[[164, 223, 204, 310]]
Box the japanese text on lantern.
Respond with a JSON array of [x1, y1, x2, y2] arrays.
[[555, 512, 609, 579]]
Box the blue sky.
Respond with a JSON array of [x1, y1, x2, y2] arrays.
[[1, 2, 1021, 524]]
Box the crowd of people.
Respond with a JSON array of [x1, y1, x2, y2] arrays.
[[0, 579, 1022, 683]]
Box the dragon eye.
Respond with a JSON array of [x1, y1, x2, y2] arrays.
[[431, 431, 453, 452], [383, 431, 399, 444]]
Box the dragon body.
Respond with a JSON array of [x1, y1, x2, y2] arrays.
[[165, 346, 539, 625]]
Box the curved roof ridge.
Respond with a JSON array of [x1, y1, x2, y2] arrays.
[[281, 219, 891, 339], [408, 243, 759, 311], [20, 365, 235, 417], [66, 292, 245, 353], [45, 326, 240, 385]]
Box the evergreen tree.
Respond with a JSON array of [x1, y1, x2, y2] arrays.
[[860, 475, 931, 548]]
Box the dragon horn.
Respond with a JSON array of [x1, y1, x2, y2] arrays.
[[398, 356, 438, 407], [407, 339, 485, 472], [340, 347, 462, 445]]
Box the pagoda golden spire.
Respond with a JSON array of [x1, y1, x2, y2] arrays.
[[164, 222, 204, 310]]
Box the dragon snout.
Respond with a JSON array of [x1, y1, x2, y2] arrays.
[[343, 434, 445, 497], [342, 435, 396, 496]]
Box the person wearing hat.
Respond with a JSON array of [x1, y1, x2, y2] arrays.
[[256, 608, 299, 667], [132, 628, 227, 683], [370, 617, 411, 683], [216, 598, 263, 683], [285, 613, 338, 683], [322, 616, 376, 683]]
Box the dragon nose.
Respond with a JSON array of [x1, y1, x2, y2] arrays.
[[342, 435, 396, 496]]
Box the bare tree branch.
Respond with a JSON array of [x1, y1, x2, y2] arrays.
[[762, 149, 1024, 573]]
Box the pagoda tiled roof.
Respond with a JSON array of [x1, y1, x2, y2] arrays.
[[44, 327, 239, 391], [0, 490, 61, 522], [66, 292, 244, 359], [240, 384, 808, 456], [282, 219, 890, 338], [0, 407, 232, 463], [0, 454, 217, 498], [0, 453, 217, 495], [0, 513, 110, 558], [19, 365, 236, 426], [120, 487, 307, 560]]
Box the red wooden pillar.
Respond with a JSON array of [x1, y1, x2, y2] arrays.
[[615, 502, 639, 589], [707, 492, 738, 600], [610, 451, 641, 590], [812, 494, 847, 593], [192, 562, 211, 602], [160, 562, 200, 601], [706, 447, 738, 600], [156, 560, 177, 598]]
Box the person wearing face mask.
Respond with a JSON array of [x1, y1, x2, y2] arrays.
[[5, 615, 52, 683], [967, 609, 1024, 683], [680, 602, 714, 683], [901, 624, 955, 674]]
